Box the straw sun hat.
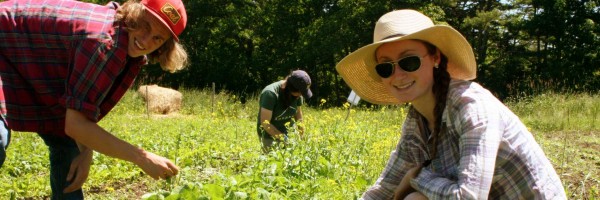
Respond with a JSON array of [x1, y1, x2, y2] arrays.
[[336, 9, 476, 105]]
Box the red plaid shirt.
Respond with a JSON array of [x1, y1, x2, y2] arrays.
[[0, 0, 145, 136]]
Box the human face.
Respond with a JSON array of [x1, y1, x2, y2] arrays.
[[127, 12, 172, 58], [291, 91, 302, 97], [375, 40, 438, 104]]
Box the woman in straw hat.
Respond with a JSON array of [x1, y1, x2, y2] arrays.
[[336, 10, 566, 199], [0, 0, 187, 198]]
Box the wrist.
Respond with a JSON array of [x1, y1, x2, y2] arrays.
[[132, 148, 148, 166]]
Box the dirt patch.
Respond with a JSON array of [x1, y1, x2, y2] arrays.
[[537, 130, 600, 199], [86, 179, 149, 199]]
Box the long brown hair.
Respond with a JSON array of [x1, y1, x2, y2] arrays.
[[423, 41, 451, 164], [115, 0, 188, 72]]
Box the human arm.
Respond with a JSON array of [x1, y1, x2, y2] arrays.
[[393, 164, 422, 199], [294, 106, 304, 137], [362, 129, 423, 199], [410, 90, 502, 199], [65, 109, 178, 180], [260, 107, 286, 140]]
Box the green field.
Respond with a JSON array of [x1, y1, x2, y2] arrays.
[[1, 89, 599, 199]]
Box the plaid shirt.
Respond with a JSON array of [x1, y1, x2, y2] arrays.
[[0, 0, 145, 136], [362, 80, 566, 200]]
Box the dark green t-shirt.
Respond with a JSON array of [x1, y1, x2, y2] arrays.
[[256, 81, 304, 139]]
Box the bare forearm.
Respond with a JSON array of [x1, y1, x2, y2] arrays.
[[261, 124, 284, 138], [294, 107, 304, 135], [74, 141, 93, 158], [65, 109, 145, 165], [65, 109, 178, 180]]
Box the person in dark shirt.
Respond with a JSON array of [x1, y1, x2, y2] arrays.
[[257, 70, 312, 153]]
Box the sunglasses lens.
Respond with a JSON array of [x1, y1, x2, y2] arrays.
[[375, 56, 422, 78], [398, 56, 421, 72], [375, 63, 394, 78]]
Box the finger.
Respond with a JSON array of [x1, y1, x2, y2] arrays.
[[162, 168, 177, 179], [63, 177, 84, 193], [63, 178, 82, 193], [162, 170, 174, 180], [166, 161, 179, 175], [163, 171, 171, 179], [63, 169, 85, 193], [66, 159, 79, 182]]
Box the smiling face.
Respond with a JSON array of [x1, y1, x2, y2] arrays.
[[127, 12, 172, 58], [375, 39, 439, 104]]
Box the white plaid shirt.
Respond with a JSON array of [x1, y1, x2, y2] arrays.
[[362, 80, 566, 200]]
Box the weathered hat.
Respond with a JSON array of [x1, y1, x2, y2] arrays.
[[141, 0, 187, 41], [336, 9, 476, 105], [288, 70, 313, 99]]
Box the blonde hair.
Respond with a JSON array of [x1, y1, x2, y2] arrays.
[[115, 0, 189, 72]]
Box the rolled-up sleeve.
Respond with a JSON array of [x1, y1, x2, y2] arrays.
[[60, 37, 127, 122], [362, 140, 414, 199]]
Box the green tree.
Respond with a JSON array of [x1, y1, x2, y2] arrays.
[[81, 0, 600, 103]]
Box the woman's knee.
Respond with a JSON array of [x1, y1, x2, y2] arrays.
[[404, 192, 428, 200]]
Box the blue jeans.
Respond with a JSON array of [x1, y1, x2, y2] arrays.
[[0, 119, 10, 167], [37, 133, 84, 200]]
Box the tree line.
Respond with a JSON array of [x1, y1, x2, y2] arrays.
[[90, 0, 600, 105]]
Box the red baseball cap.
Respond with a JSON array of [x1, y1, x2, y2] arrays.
[[141, 0, 187, 41]]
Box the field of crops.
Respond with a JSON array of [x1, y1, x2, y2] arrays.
[[1, 89, 598, 199]]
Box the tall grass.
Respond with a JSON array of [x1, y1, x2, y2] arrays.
[[505, 92, 600, 199], [0, 89, 598, 199]]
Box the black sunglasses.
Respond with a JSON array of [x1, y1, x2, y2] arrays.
[[375, 55, 423, 78]]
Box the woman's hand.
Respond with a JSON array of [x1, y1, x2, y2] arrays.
[[393, 164, 422, 200]]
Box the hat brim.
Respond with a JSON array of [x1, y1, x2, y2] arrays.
[[335, 25, 476, 105], [302, 89, 313, 99]]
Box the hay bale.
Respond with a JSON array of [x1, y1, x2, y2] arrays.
[[137, 84, 182, 114]]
